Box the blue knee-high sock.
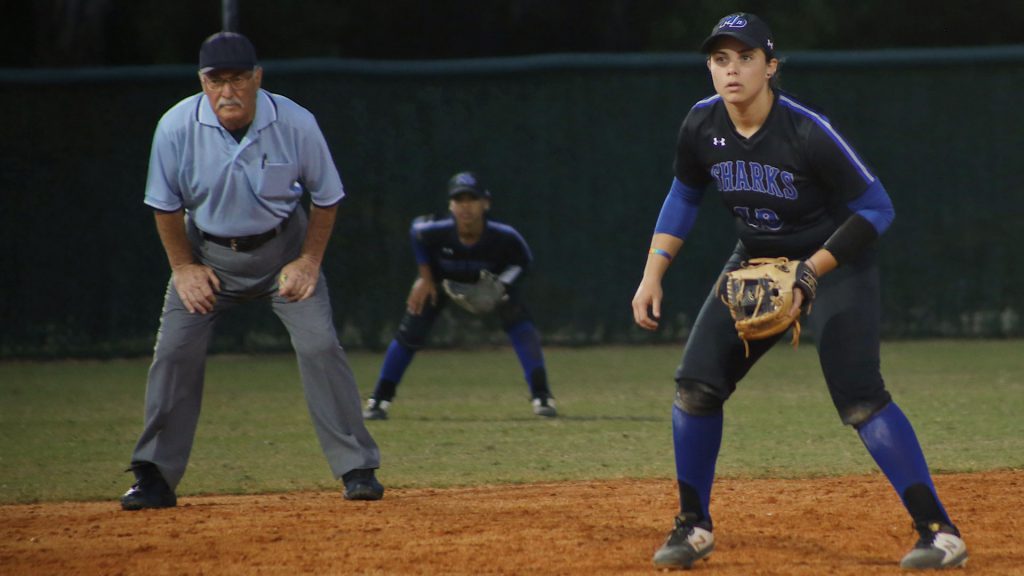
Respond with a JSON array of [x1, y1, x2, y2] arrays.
[[373, 340, 416, 401], [672, 405, 723, 525], [858, 401, 951, 525], [505, 321, 548, 397]]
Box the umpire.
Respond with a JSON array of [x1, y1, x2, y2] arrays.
[[120, 32, 382, 509]]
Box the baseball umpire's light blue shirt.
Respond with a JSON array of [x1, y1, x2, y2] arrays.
[[144, 89, 344, 237]]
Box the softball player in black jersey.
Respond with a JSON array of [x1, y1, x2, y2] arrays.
[[631, 13, 967, 570], [363, 172, 556, 420]]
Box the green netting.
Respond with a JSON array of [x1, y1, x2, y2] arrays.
[[2, 47, 1022, 357]]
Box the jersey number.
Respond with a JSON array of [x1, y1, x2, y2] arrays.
[[733, 206, 782, 231]]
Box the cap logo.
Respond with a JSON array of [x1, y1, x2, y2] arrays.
[[720, 15, 748, 29], [455, 174, 477, 186], [767, 39, 774, 50]]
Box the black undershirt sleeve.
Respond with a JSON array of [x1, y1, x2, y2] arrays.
[[822, 213, 878, 265]]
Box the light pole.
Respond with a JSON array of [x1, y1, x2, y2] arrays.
[[221, 0, 239, 32]]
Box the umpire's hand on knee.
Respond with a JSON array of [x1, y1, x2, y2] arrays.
[[278, 256, 319, 302], [172, 263, 221, 314]]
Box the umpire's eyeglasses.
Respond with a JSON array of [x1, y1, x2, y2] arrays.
[[203, 71, 255, 90]]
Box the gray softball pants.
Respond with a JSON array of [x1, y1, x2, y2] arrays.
[[129, 209, 380, 490]]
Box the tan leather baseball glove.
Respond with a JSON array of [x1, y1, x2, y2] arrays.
[[717, 257, 818, 357]]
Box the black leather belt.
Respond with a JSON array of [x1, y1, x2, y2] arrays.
[[201, 224, 281, 252]]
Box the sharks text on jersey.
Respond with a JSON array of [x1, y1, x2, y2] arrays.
[[710, 160, 797, 200]]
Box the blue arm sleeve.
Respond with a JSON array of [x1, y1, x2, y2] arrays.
[[654, 178, 703, 239], [848, 179, 895, 235], [410, 225, 430, 264]]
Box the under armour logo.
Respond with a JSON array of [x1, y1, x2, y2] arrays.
[[720, 15, 747, 29], [713, 137, 726, 147]]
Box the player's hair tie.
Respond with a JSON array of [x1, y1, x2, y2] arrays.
[[649, 248, 672, 261]]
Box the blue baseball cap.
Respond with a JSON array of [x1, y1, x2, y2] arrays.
[[199, 32, 258, 73], [447, 172, 491, 199], [701, 13, 775, 59]]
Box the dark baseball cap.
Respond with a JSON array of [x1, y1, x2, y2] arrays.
[[199, 32, 258, 73], [447, 172, 491, 199], [700, 13, 775, 59]]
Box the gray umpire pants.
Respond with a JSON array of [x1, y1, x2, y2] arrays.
[[130, 208, 380, 490]]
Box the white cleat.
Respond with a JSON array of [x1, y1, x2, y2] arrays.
[[900, 522, 968, 569], [362, 398, 390, 420], [653, 516, 715, 569], [532, 397, 557, 417]]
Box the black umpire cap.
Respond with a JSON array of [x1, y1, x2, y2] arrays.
[[199, 32, 258, 73], [447, 172, 491, 199], [701, 13, 775, 59]]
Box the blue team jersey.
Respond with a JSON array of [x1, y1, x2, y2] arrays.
[[674, 91, 879, 258], [411, 215, 532, 285], [144, 89, 344, 237]]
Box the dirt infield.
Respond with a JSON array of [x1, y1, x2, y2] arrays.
[[1, 470, 1020, 575]]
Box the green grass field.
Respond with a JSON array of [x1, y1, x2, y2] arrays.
[[1, 341, 1021, 504]]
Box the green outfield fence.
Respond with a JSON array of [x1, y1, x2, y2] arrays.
[[2, 46, 1023, 357]]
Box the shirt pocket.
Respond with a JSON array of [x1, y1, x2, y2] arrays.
[[258, 162, 300, 202]]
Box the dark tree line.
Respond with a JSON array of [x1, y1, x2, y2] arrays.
[[3, 0, 1022, 68]]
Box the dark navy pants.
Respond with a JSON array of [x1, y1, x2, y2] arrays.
[[676, 245, 891, 425]]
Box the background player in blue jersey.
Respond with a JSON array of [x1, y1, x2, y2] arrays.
[[363, 172, 556, 420], [631, 13, 967, 570]]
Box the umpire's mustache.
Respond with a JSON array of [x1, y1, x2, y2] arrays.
[[217, 97, 243, 109]]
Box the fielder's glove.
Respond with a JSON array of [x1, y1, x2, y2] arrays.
[[717, 257, 818, 357], [442, 270, 508, 314]]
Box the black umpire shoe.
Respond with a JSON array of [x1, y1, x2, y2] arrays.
[[342, 468, 384, 501], [120, 462, 177, 511]]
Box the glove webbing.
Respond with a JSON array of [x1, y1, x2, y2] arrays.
[[724, 282, 802, 358]]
